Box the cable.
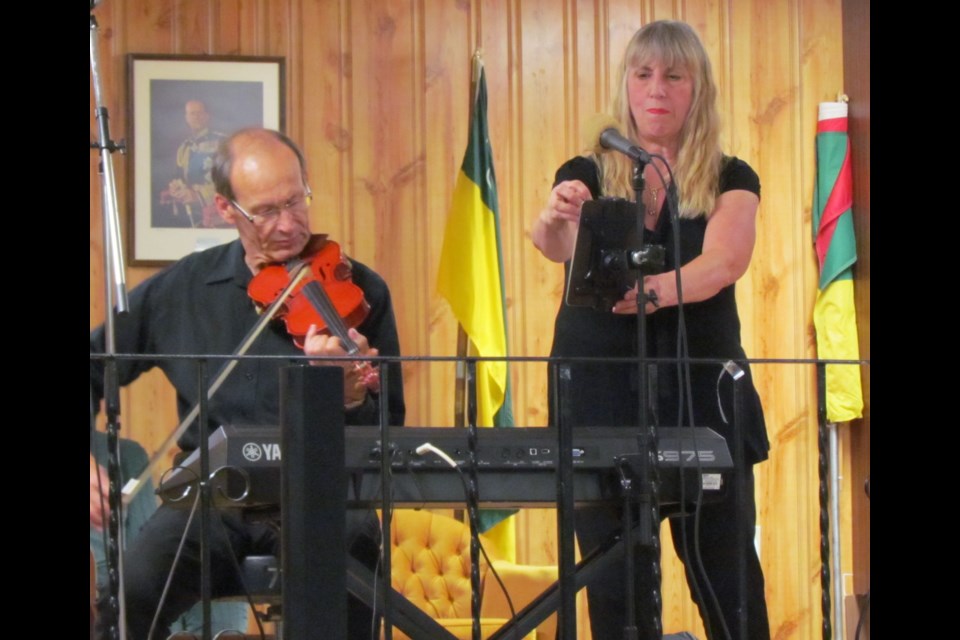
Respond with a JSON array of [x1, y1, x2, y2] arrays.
[[414, 443, 519, 624], [147, 495, 201, 640], [415, 443, 456, 467], [659, 163, 729, 640], [716, 361, 745, 425], [215, 515, 271, 640], [371, 538, 382, 640], [148, 476, 271, 640], [370, 471, 399, 640]]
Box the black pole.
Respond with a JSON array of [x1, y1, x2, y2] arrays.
[[630, 157, 662, 640], [816, 362, 832, 640], [281, 365, 347, 640], [554, 363, 577, 640]]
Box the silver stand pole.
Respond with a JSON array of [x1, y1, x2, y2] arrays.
[[829, 422, 845, 640], [91, 2, 130, 637]]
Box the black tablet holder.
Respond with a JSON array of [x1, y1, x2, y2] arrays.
[[565, 197, 665, 311]]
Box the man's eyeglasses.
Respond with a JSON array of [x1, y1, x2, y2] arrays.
[[230, 188, 313, 226]]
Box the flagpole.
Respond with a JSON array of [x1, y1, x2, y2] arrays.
[[813, 95, 862, 640], [829, 421, 845, 639], [821, 99, 854, 638], [454, 327, 467, 428], [453, 50, 485, 430]]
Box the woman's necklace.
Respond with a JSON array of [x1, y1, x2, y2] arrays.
[[645, 185, 663, 217]]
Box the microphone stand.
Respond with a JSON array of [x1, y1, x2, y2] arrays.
[[91, 4, 129, 638], [465, 359, 483, 640], [622, 157, 663, 640]]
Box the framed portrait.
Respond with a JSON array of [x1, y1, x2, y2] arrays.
[[127, 54, 285, 265]]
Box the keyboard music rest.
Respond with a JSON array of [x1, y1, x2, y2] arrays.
[[157, 425, 733, 510]]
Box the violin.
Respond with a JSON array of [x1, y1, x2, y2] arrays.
[[248, 234, 380, 391]]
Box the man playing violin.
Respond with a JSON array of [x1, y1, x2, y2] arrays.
[[90, 128, 405, 639]]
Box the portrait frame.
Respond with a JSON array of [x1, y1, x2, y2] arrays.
[[127, 54, 285, 266]]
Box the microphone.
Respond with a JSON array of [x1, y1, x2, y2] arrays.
[[584, 114, 651, 163]]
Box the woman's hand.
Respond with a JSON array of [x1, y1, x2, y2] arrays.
[[543, 180, 593, 225], [612, 276, 662, 315], [531, 180, 593, 262]]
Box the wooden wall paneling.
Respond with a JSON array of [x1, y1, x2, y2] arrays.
[[126, 1, 176, 55], [423, 0, 472, 427], [736, 0, 823, 637], [605, 0, 643, 91], [348, 0, 426, 427], [329, 0, 354, 293], [405, 0, 433, 428], [173, 0, 212, 54], [750, 9, 819, 638], [284, 1, 303, 140], [683, 3, 726, 119], [300, 0, 346, 248], [515, 0, 568, 431], [263, 1, 291, 58], [647, 0, 679, 22], [213, 0, 257, 55]]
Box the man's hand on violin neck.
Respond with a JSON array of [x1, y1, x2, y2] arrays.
[[302, 325, 371, 360], [302, 325, 376, 407]]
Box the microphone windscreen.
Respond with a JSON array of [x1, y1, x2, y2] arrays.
[[582, 113, 623, 153]]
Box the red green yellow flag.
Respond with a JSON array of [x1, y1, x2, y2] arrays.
[[813, 101, 863, 423]]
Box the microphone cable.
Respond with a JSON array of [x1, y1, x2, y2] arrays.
[[659, 161, 730, 640], [415, 442, 520, 634]]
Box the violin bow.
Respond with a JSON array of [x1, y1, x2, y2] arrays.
[[121, 262, 313, 505]]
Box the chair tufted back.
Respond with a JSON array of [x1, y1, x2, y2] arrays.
[[389, 509, 493, 620]]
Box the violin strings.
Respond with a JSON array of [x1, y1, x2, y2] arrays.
[[302, 282, 359, 356]]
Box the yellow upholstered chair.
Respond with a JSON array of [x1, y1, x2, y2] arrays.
[[386, 509, 558, 640]]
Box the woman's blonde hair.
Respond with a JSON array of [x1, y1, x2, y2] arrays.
[[591, 20, 723, 218]]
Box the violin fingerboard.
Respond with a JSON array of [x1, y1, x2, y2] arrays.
[[302, 282, 359, 354]]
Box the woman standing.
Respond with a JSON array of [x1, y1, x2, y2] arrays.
[[531, 20, 770, 640]]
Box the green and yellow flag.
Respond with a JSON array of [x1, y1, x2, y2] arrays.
[[813, 101, 863, 423], [437, 54, 516, 550]]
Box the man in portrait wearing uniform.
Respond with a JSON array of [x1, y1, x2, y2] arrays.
[[162, 99, 228, 228]]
